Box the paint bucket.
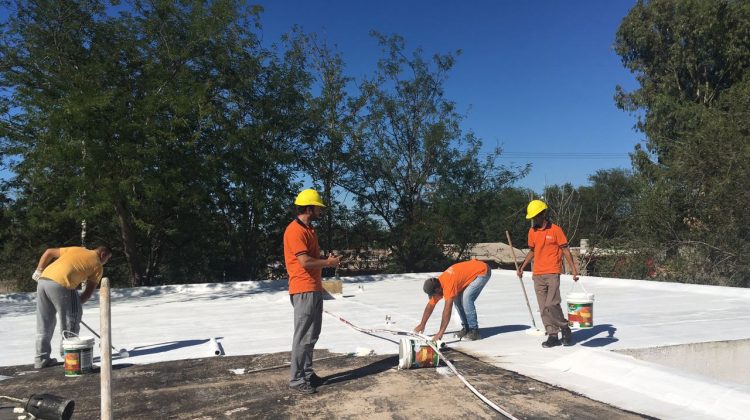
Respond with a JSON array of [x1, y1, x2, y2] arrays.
[[566, 284, 595, 329], [62, 332, 95, 377], [398, 337, 439, 369]]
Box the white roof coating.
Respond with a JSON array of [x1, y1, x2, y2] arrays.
[[2, 271, 749, 419]]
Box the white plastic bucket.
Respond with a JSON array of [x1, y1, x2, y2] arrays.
[[567, 287, 595, 329], [398, 338, 439, 369], [62, 332, 95, 377]]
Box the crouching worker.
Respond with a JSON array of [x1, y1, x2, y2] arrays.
[[415, 259, 491, 341], [32, 245, 111, 368]]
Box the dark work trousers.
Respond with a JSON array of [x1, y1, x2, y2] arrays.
[[532, 274, 568, 335], [35, 278, 82, 366], [289, 291, 323, 386]]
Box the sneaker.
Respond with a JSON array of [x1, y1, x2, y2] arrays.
[[307, 373, 325, 387], [289, 382, 316, 394], [464, 329, 482, 341], [34, 357, 58, 369], [454, 327, 469, 339], [561, 326, 573, 346], [542, 335, 561, 348]]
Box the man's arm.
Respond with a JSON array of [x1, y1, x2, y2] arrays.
[[33, 248, 61, 280], [562, 247, 579, 281], [517, 250, 534, 278], [414, 301, 436, 334], [433, 297, 454, 341], [79, 280, 97, 304], [296, 253, 340, 270]]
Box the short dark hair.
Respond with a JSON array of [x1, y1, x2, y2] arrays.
[[423, 277, 440, 296], [96, 246, 112, 259], [296, 205, 314, 215]]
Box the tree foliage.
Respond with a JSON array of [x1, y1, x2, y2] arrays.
[[614, 0, 750, 286], [0, 3, 530, 289], [339, 33, 527, 272], [0, 0, 311, 287]]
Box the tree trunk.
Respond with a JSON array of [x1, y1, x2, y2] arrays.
[[114, 197, 145, 287]]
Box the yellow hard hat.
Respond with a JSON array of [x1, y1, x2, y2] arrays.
[[526, 199, 548, 219], [294, 189, 326, 207]]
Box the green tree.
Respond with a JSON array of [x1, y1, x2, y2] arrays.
[[576, 168, 639, 242], [0, 1, 313, 286], [302, 37, 360, 254], [340, 33, 527, 271], [615, 0, 750, 286]]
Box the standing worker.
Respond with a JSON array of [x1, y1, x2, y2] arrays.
[[415, 259, 492, 341], [32, 245, 111, 368], [517, 200, 579, 348], [283, 189, 340, 394]]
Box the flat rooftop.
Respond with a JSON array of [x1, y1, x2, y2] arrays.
[[2, 271, 749, 419]]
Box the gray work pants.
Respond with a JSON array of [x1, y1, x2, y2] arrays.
[[289, 291, 323, 386], [532, 274, 569, 335], [35, 278, 82, 365]]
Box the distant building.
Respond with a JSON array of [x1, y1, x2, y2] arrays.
[[452, 242, 528, 270]]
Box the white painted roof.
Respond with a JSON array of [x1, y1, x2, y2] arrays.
[[2, 271, 749, 419]]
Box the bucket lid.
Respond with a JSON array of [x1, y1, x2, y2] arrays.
[[567, 292, 594, 302], [63, 336, 95, 348], [398, 338, 412, 369]]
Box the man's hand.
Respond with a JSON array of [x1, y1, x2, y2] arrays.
[[32, 269, 43, 281], [516, 267, 524, 279], [572, 273, 579, 281], [432, 332, 443, 342], [326, 255, 341, 267], [414, 324, 425, 334]]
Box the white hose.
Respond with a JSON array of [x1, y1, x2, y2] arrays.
[[324, 310, 519, 420]]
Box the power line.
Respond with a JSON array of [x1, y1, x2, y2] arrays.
[[488, 152, 631, 160]]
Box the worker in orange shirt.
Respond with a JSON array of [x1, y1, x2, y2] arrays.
[[517, 200, 579, 347], [283, 189, 340, 394], [415, 259, 492, 341]]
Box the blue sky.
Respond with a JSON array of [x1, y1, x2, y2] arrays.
[[1, 1, 642, 193], [255, 0, 642, 192]]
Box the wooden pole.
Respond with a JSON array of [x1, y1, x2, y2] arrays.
[[505, 231, 540, 331], [100, 277, 112, 420]]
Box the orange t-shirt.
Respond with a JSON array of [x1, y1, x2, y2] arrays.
[[283, 218, 323, 294], [527, 222, 569, 275], [429, 260, 489, 305]]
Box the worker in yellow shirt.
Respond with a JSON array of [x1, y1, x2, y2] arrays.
[[32, 246, 111, 368]]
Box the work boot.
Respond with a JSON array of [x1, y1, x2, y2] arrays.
[[561, 326, 573, 346], [289, 382, 317, 394], [454, 327, 469, 339], [542, 334, 561, 348], [307, 373, 325, 387], [464, 329, 482, 341], [34, 357, 58, 369]]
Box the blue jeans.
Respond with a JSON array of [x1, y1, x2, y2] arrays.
[[453, 265, 491, 330]]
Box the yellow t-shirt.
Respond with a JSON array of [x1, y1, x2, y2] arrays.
[[41, 247, 103, 290]]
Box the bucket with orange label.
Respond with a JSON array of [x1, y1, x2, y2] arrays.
[[398, 338, 439, 369], [567, 287, 595, 329]]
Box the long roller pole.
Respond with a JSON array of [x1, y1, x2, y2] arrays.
[[506, 231, 542, 332]]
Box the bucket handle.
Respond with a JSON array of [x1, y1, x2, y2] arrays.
[[568, 279, 588, 294], [62, 330, 80, 340]]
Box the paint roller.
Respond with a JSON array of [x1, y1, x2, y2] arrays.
[[79, 320, 129, 358]]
